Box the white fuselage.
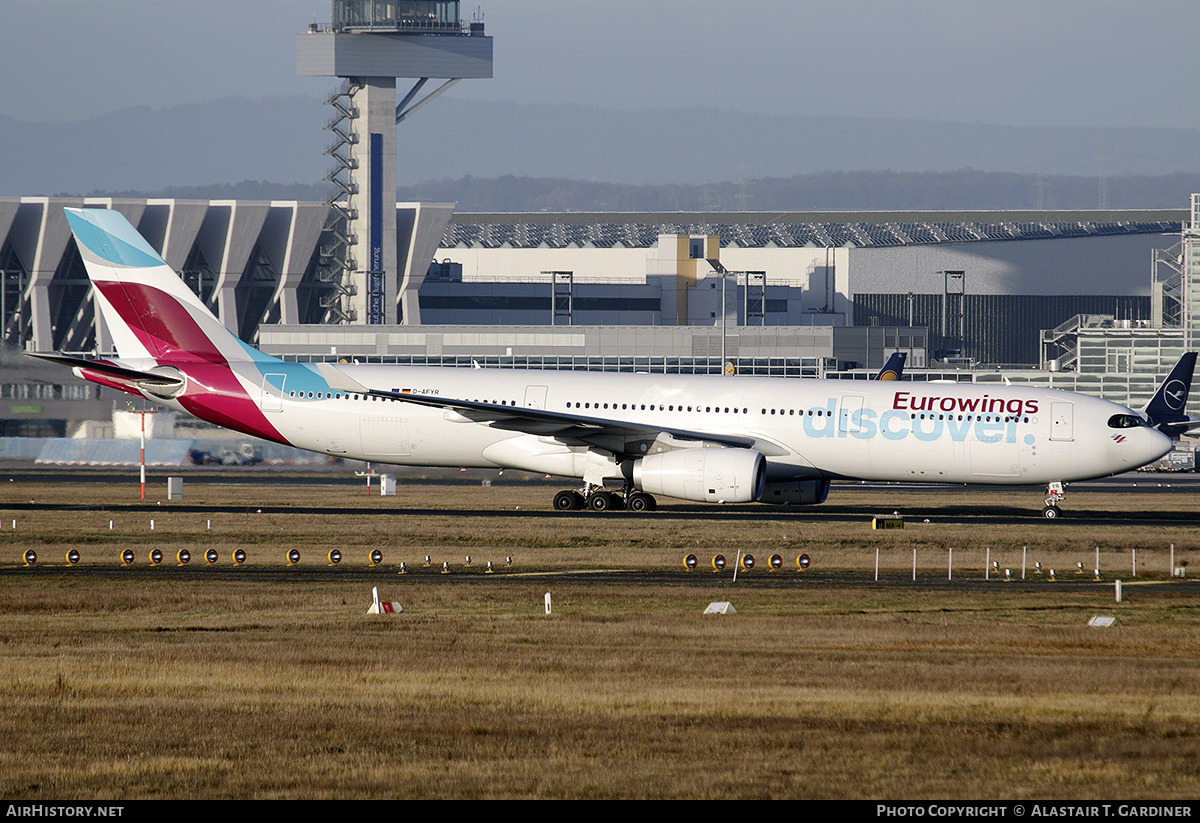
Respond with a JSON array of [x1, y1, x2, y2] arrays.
[[215, 365, 1171, 488]]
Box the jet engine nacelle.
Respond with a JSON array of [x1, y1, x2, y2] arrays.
[[632, 448, 765, 504], [761, 479, 831, 506]]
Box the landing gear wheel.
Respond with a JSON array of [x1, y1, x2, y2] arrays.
[[587, 491, 620, 511], [1042, 505, 1062, 520], [553, 490, 584, 511], [626, 492, 657, 513]]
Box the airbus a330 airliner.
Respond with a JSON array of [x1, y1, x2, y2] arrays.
[[38, 208, 1174, 518]]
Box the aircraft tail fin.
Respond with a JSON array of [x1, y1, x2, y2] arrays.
[[1144, 352, 1198, 435], [61, 207, 291, 445], [874, 351, 907, 381], [63, 207, 265, 367]]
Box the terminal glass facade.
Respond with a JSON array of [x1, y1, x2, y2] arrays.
[[278, 352, 832, 378], [333, 1, 461, 31]]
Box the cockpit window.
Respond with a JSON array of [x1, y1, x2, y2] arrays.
[[1107, 414, 1146, 429]]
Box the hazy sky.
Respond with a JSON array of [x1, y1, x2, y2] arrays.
[[4, 0, 1199, 129]]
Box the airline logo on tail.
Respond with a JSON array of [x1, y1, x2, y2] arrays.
[[874, 351, 907, 381], [64, 207, 272, 367], [63, 207, 291, 445], [1162, 381, 1187, 412], [1143, 352, 1198, 436]]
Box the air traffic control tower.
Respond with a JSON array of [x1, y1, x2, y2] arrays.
[[297, 1, 492, 325]]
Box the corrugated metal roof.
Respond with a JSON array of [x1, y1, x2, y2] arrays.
[[444, 210, 1184, 249]]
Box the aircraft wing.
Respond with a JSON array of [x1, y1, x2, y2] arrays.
[[362, 388, 792, 457]]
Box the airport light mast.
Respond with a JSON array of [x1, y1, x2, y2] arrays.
[[298, 1, 492, 325], [1187, 194, 1200, 357]]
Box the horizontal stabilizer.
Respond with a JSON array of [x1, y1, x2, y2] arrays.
[[27, 352, 185, 397]]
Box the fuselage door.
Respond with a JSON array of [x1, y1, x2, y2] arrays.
[[524, 385, 548, 410], [260, 373, 285, 413], [839, 394, 865, 434], [1050, 402, 1074, 441]]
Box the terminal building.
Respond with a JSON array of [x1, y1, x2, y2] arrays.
[[0, 193, 1195, 438]]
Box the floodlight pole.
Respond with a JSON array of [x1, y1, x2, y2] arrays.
[[721, 274, 727, 371]]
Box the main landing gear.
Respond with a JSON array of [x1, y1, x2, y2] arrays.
[[1042, 481, 1065, 519], [552, 485, 657, 513]]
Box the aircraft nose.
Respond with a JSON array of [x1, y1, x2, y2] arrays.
[[1131, 428, 1175, 468]]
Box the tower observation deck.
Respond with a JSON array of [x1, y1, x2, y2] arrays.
[[298, 1, 493, 325]]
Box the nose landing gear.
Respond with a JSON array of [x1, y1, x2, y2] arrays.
[[1042, 481, 1065, 519]]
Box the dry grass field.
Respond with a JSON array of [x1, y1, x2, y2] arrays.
[[2, 473, 1200, 799]]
